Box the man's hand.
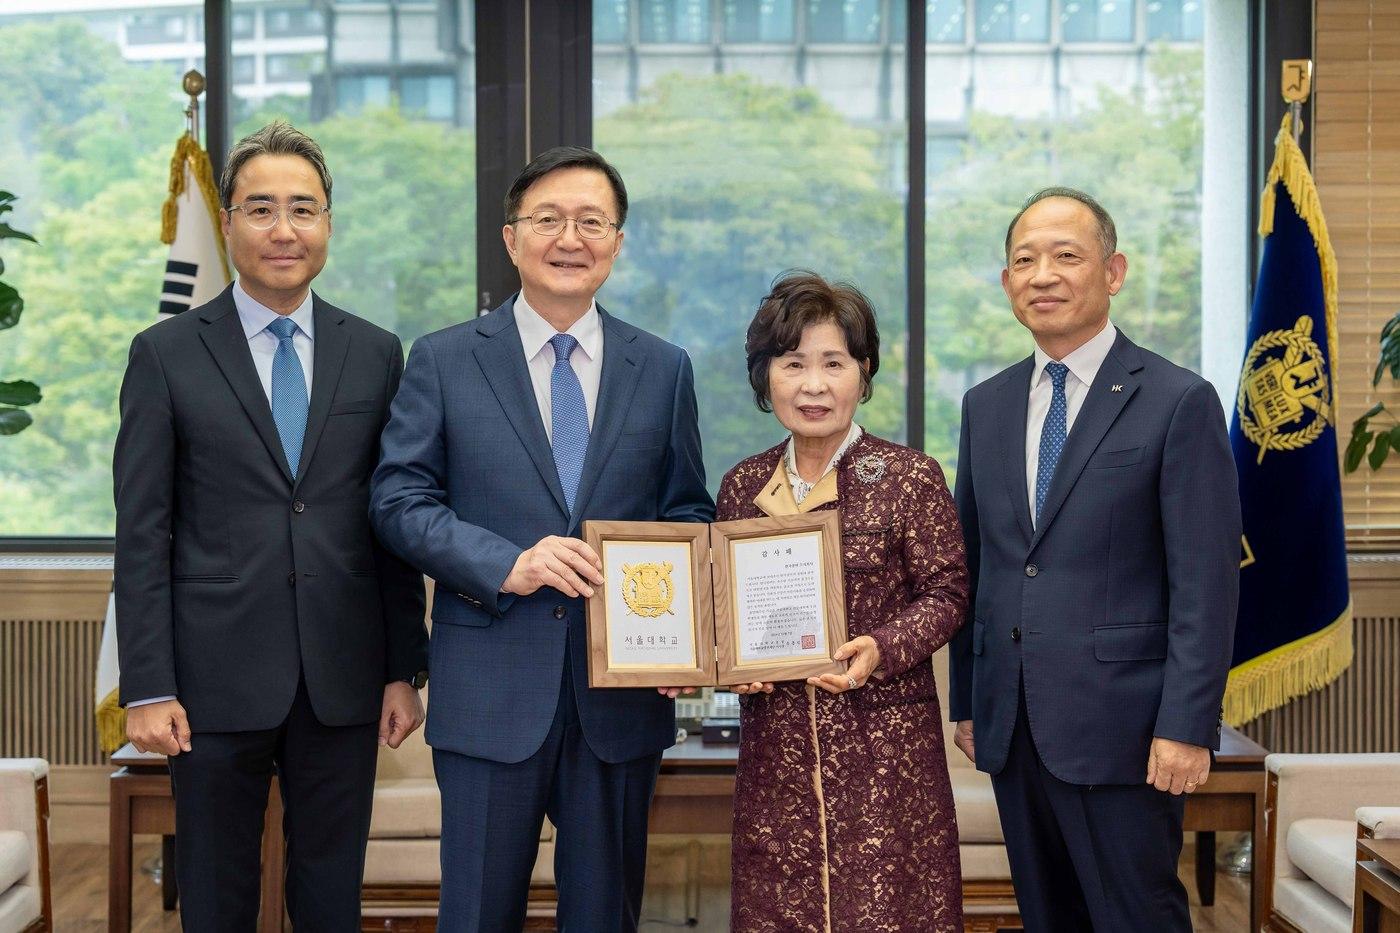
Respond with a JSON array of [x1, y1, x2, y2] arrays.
[[808, 635, 881, 695], [379, 681, 425, 749], [954, 720, 975, 763], [502, 536, 604, 599], [1146, 736, 1211, 795], [127, 699, 192, 756], [656, 686, 699, 699]]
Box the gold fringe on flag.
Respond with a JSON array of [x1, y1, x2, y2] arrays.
[[1256, 112, 1341, 423], [95, 687, 127, 755], [1223, 603, 1353, 728], [160, 132, 230, 280]]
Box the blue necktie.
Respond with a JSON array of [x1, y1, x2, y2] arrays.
[[267, 316, 309, 478], [549, 333, 589, 513], [1035, 361, 1069, 525]]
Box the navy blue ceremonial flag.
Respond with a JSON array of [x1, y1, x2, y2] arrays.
[[1225, 114, 1352, 727]]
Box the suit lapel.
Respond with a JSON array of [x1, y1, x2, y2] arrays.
[[197, 289, 294, 485], [1029, 331, 1143, 550], [997, 357, 1036, 546], [567, 308, 645, 533], [293, 295, 349, 490], [473, 302, 570, 518]]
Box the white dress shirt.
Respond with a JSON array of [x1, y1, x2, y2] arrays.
[[232, 280, 315, 402], [1025, 319, 1117, 524], [513, 292, 603, 441]]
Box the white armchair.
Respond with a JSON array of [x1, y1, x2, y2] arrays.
[[0, 758, 51, 933], [1262, 753, 1400, 933]]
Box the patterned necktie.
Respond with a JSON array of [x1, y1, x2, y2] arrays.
[[549, 333, 589, 513], [1035, 361, 1070, 525], [267, 316, 309, 478]]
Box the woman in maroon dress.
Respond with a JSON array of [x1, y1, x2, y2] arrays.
[[721, 272, 968, 932]]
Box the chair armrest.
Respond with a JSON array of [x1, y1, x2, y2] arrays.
[[1357, 806, 1400, 840], [1266, 754, 1400, 882], [0, 758, 51, 928]]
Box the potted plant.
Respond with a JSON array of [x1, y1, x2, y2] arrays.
[[0, 190, 41, 435], [1344, 311, 1400, 473]]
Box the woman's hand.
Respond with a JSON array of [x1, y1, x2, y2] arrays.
[[732, 681, 775, 695], [808, 635, 881, 695], [656, 686, 698, 699]]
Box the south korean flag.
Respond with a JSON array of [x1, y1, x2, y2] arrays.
[[158, 135, 229, 317]]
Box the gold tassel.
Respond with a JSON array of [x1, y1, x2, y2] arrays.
[[160, 133, 232, 281], [95, 687, 128, 755], [1222, 603, 1354, 728]]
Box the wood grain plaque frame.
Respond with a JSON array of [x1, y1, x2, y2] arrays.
[[584, 513, 847, 688], [584, 521, 716, 688], [710, 511, 847, 685]]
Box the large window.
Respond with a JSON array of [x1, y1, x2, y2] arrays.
[[594, 0, 908, 491], [0, 1, 475, 538], [924, 0, 1210, 469]]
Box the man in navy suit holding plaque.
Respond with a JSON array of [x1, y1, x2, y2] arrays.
[[371, 147, 714, 931], [948, 187, 1241, 930]]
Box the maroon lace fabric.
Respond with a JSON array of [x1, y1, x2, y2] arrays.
[[719, 432, 970, 932]]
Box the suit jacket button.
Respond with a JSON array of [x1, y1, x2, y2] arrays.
[[292, 500, 305, 513], [1024, 564, 1038, 577], [553, 606, 567, 620], [1012, 626, 1022, 641]]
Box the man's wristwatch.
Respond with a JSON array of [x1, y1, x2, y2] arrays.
[[403, 670, 428, 689]]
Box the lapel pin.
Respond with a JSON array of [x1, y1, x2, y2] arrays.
[[1111, 384, 1124, 393]]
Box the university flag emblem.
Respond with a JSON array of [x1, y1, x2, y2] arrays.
[[1224, 114, 1353, 727], [95, 132, 231, 753]]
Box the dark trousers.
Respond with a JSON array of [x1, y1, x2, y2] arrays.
[[167, 679, 378, 932], [433, 656, 662, 933], [991, 682, 1192, 933]]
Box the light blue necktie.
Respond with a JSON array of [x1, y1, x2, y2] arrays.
[[549, 333, 589, 513], [267, 316, 309, 478], [1035, 361, 1069, 525]]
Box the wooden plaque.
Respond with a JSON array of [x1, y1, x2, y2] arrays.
[[710, 511, 847, 686], [583, 513, 847, 687], [584, 520, 716, 688]]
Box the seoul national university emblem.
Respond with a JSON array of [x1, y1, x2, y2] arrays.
[[1236, 315, 1330, 465], [621, 562, 675, 618]]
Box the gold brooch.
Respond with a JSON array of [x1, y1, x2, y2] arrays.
[[854, 454, 887, 484]]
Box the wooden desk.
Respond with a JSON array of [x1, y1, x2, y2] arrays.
[[108, 745, 285, 933], [653, 725, 1269, 931], [1354, 838, 1400, 933]]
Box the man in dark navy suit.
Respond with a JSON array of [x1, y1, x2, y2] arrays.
[[114, 122, 428, 931], [949, 187, 1240, 930], [371, 147, 714, 931]]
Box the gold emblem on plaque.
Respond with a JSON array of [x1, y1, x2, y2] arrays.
[[1236, 315, 1330, 465], [621, 562, 675, 618]]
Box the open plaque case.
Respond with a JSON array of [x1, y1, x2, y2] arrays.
[[583, 511, 848, 687]]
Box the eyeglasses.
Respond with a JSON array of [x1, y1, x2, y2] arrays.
[[228, 199, 330, 231], [507, 210, 619, 240]]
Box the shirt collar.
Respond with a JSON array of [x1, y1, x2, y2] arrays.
[[1032, 318, 1116, 388], [232, 280, 316, 342], [784, 422, 863, 503], [514, 291, 601, 363]]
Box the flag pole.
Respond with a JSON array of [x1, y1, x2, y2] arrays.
[[182, 69, 205, 146], [1282, 59, 1313, 146]]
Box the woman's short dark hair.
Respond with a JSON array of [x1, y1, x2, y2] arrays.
[[504, 146, 629, 228], [745, 271, 880, 413]]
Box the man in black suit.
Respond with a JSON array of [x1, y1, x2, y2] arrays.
[[113, 121, 428, 931]]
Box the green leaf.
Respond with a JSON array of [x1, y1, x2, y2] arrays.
[[1345, 432, 1372, 473], [0, 282, 21, 330], [0, 256, 5, 276], [1360, 402, 1385, 421], [1350, 415, 1372, 438], [0, 224, 36, 244], [1391, 423, 1400, 452], [0, 408, 32, 436], [0, 380, 41, 406], [1369, 432, 1392, 471]]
